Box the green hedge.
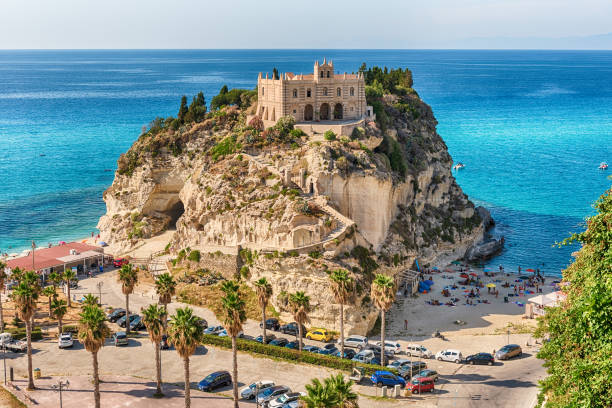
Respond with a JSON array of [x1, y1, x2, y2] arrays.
[[6, 327, 43, 341], [62, 325, 79, 334], [201, 335, 394, 376]]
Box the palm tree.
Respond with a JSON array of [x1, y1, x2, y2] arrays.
[[371, 274, 395, 366], [254, 277, 272, 343], [288, 291, 311, 352], [48, 271, 62, 291], [326, 374, 358, 408], [12, 280, 39, 390], [220, 283, 246, 408], [155, 273, 176, 329], [22, 271, 41, 329], [168, 307, 202, 408], [117, 264, 138, 334], [83, 294, 99, 307], [329, 269, 353, 359], [42, 286, 56, 317], [141, 304, 165, 397], [51, 298, 68, 334], [78, 304, 110, 408], [221, 280, 239, 294], [63, 269, 76, 307], [0, 262, 7, 331], [301, 377, 339, 408]]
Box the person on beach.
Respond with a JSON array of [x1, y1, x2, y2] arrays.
[[518, 265, 522, 274], [499, 264, 503, 273], [514, 286, 518, 295]]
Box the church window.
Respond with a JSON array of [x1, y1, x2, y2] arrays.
[[293, 89, 298, 98], [293, 109, 297, 113], [262, 87, 264, 96], [323, 87, 328, 96], [337, 87, 341, 97], [320, 71, 324, 78], [326, 71, 330, 78], [307, 88, 311, 97], [350, 87, 354, 96]]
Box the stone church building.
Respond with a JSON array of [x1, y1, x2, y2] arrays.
[[255, 59, 373, 128]]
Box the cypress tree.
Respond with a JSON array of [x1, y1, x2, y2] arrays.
[[272, 67, 279, 80], [220, 85, 228, 95], [178, 95, 188, 123]]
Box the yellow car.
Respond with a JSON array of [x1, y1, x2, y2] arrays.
[[306, 328, 332, 342]]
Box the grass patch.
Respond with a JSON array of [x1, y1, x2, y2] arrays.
[[494, 322, 536, 335], [0, 386, 26, 408]]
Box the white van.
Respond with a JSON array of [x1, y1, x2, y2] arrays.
[[435, 349, 463, 363], [376, 340, 402, 354], [406, 344, 433, 359]]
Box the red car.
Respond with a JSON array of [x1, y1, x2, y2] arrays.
[[407, 377, 435, 394], [113, 258, 129, 268]]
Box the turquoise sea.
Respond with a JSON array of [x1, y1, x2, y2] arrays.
[[0, 50, 610, 276]]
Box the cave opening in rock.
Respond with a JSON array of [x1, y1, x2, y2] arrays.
[[166, 199, 185, 229]]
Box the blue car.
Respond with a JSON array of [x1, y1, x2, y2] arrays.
[[198, 371, 232, 392], [336, 349, 356, 359], [303, 345, 321, 353], [370, 371, 406, 388], [285, 341, 299, 350], [318, 344, 338, 355]]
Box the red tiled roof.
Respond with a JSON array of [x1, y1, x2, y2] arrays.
[[6, 242, 103, 272]]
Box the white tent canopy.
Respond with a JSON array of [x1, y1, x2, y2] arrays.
[[528, 291, 565, 307]]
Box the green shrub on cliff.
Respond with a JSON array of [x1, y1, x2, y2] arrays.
[[535, 188, 612, 408], [210, 86, 257, 110]]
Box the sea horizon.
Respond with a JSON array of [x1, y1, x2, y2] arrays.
[[1, 49, 610, 276]]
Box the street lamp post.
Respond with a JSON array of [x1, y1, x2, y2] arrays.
[[3, 346, 6, 385], [96, 281, 103, 306], [52, 379, 70, 408], [507, 329, 510, 345]]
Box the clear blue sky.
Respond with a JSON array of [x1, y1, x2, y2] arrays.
[[1, 0, 611, 49]]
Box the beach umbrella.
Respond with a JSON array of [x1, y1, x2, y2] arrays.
[[469, 272, 478, 277], [519, 275, 529, 280], [59, 241, 66, 245], [460, 273, 469, 278], [451, 261, 461, 265], [486, 283, 496, 288], [432, 267, 439, 271], [99, 241, 108, 247], [526, 268, 536, 272]]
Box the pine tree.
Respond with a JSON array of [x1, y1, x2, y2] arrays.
[[220, 85, 228, 95], [177, 95, 188, 123], [272, 67, 279, 80]]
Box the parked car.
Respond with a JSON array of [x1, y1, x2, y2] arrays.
[[196, 318, 208, 330], [256, 334, 276, 344], [409, 361, 428, 372], [113, 258, 129, 268], [435, 349, 463, 363], [160, 334, 170, 350], [113, 331, 128, 346], [269, 338, 289, 347], [260, 318, 280, 331], [495, 344, 522, 360], [317, 343, 338, 355], [376, 340, 402, 354], [58, 333, 74, 348], [386, 359, 413, 370], [269, 391, 304, 408], [303, 345, 321, 353], [338, 335, 368, 349], [0, 333, 26, 353], [336, 349, 356, 359], [466, 352, 495, 365], [365, 344, 395, 360], [414, 369, 439, 382], [257, 385, 291, 406], [406, 344, 434, 359], [279, 322, 306, 337], [198, 371, 232, 392], [407, 376, 435, 394], [203, 325, 225, 335], [306, 328, 332, 342], [129, 315, 144, 331], [107, 308, 126, 323], [370, 371, 406, 388], [240, 380, 275, 399], [351, 349, 375, 364], [117, 314, 139, 328], [284, 341, 299, 350]]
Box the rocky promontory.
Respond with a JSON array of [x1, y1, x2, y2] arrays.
[[98, 68, 491, 334]]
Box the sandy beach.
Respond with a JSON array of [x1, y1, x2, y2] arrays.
[[386, 263, 559, 341]]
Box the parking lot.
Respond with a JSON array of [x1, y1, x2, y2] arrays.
[[4, 269, 546, 407]]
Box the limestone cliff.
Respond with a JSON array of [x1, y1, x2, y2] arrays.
[[98, 82, 488, 335]]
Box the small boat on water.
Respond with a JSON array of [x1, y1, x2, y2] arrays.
[[599, 162, 608, 170], [453, 162, 465, 171]]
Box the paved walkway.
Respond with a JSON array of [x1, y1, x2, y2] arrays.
[[7, 376, 248, 407]]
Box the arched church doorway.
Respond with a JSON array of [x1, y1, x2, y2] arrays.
[[320, 103, 330, 120], [304, 104, 313, 121], [333, 103, 343, 120]]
